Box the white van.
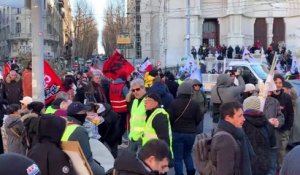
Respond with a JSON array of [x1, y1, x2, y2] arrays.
[[202, 60, 269, 98]]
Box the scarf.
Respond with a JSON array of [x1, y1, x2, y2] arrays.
[[218, 119, 255, 175]]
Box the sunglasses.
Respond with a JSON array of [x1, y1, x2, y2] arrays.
[[131, 88, 141, 92]]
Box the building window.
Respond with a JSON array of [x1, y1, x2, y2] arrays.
[[17, 8, 21, 14], [30, 23, 32, 33], [16, 23, 21, 33]]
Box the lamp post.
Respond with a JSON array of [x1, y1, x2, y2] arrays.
[[31, 0, 45, 102]]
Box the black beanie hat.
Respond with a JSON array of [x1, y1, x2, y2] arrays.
[[27, 101, 45, 114], [147, 93, 162, 106], [0, 153, 41, 174]]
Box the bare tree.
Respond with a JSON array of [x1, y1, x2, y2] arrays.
[[102, 0, 128, 56], [73, 0, 98, 59]]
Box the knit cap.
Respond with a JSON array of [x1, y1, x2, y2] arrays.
[[244, 83, 256, 92], [243, 96, 261, 111], [147, 93, 162, 106]]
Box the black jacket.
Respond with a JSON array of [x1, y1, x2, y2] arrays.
[[114, 150, 155, 175], [271, 89, 294, 131], [243, 110, 276, 175], [146, 108, 171, 146], [98, 103, 121, 147], [27, 115, 74, 175], [165, 80, 179, 99], [4, 73, 22, 104], [168, 95, 202, 133]]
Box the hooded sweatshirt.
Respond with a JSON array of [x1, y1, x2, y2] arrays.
[[168, 80, 202, 133], [211, 74, 245, 104], [27, 115, 74, 175]]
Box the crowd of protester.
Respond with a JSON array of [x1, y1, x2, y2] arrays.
[[0, 47, 299, 175]]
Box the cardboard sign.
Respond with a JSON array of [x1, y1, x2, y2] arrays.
[[61, 141, 93, 175]]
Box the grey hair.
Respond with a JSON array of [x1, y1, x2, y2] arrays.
[[55, 91, 69, 100], [130, 78, 145, 89]]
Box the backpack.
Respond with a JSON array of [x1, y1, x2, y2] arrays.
[[192, 131, 231, 175]]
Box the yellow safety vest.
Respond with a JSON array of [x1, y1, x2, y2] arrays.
[[142, 108, 173, 156], [177, 79, 184, 85], [61, 124, 79, 141], [129, 98, 147, 141], [45, 106, 57, 114]]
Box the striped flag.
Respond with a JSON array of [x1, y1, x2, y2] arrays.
[[138, 57, 153, 73]]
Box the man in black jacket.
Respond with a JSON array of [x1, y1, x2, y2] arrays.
[[271, 74, 294, 167], [114, 139, 171, 175]]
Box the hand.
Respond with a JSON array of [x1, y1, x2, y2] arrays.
[[268, 118, 279, 128]]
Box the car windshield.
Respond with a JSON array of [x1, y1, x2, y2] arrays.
[[251, 64, 268, 80]]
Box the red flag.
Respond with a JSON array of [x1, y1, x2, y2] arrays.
[[103, 50, 134, 80], [44, 60, 63, 105], [3, 63, 10, 80]]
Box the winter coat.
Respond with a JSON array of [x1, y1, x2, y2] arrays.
[[243, 110, 276, 175], [192, 89, 206, 116], [20, 113, 40, 150], [211, 74, 245, 104], [280, 145, 300, 175], [98, 103, 121, 148], [271, 89, 294, 132], [85, 81, 108, 103], [4, 114, 26, 155], [148, 82, 174, 109], [263, 96, 285, 128], [4, 73, 23, 104], [211, 128, 241, 175], [65, 116, 94, 163], [22, 68, 32, 97], [27, 115, 74, 175], [227, 46, 234, 58], [290, 95, 300, 144], [114, 150, 153, 175], [165, 80, 179, 99], [168, 94, 202, 133], [0, 82, 5, 103]]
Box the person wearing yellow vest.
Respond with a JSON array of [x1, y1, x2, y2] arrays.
[[128, 78, 147, 152], [61, 102, 105, 175], [143, 93, 172, 153], [45, 98, 64, 114]]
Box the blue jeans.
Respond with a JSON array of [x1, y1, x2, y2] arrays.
[[268, 147, 278, 175], [172, 132, 196, 175]]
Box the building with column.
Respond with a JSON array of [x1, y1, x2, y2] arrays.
[[140, 0, 300, 67], [0, 0, 65, 60]]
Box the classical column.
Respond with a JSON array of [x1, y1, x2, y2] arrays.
[[266, 17, 274, 46], [198, 18, 204, 45]]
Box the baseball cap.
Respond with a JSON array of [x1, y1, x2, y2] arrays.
[[67, 102, 90, 116], [20, 96, 33, 106]]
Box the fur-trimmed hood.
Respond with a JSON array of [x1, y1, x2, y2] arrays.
[[20, 113, 39, 122], [5, 73, 21, 83]]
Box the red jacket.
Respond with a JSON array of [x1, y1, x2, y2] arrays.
[[22, 69, 32, 97]]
